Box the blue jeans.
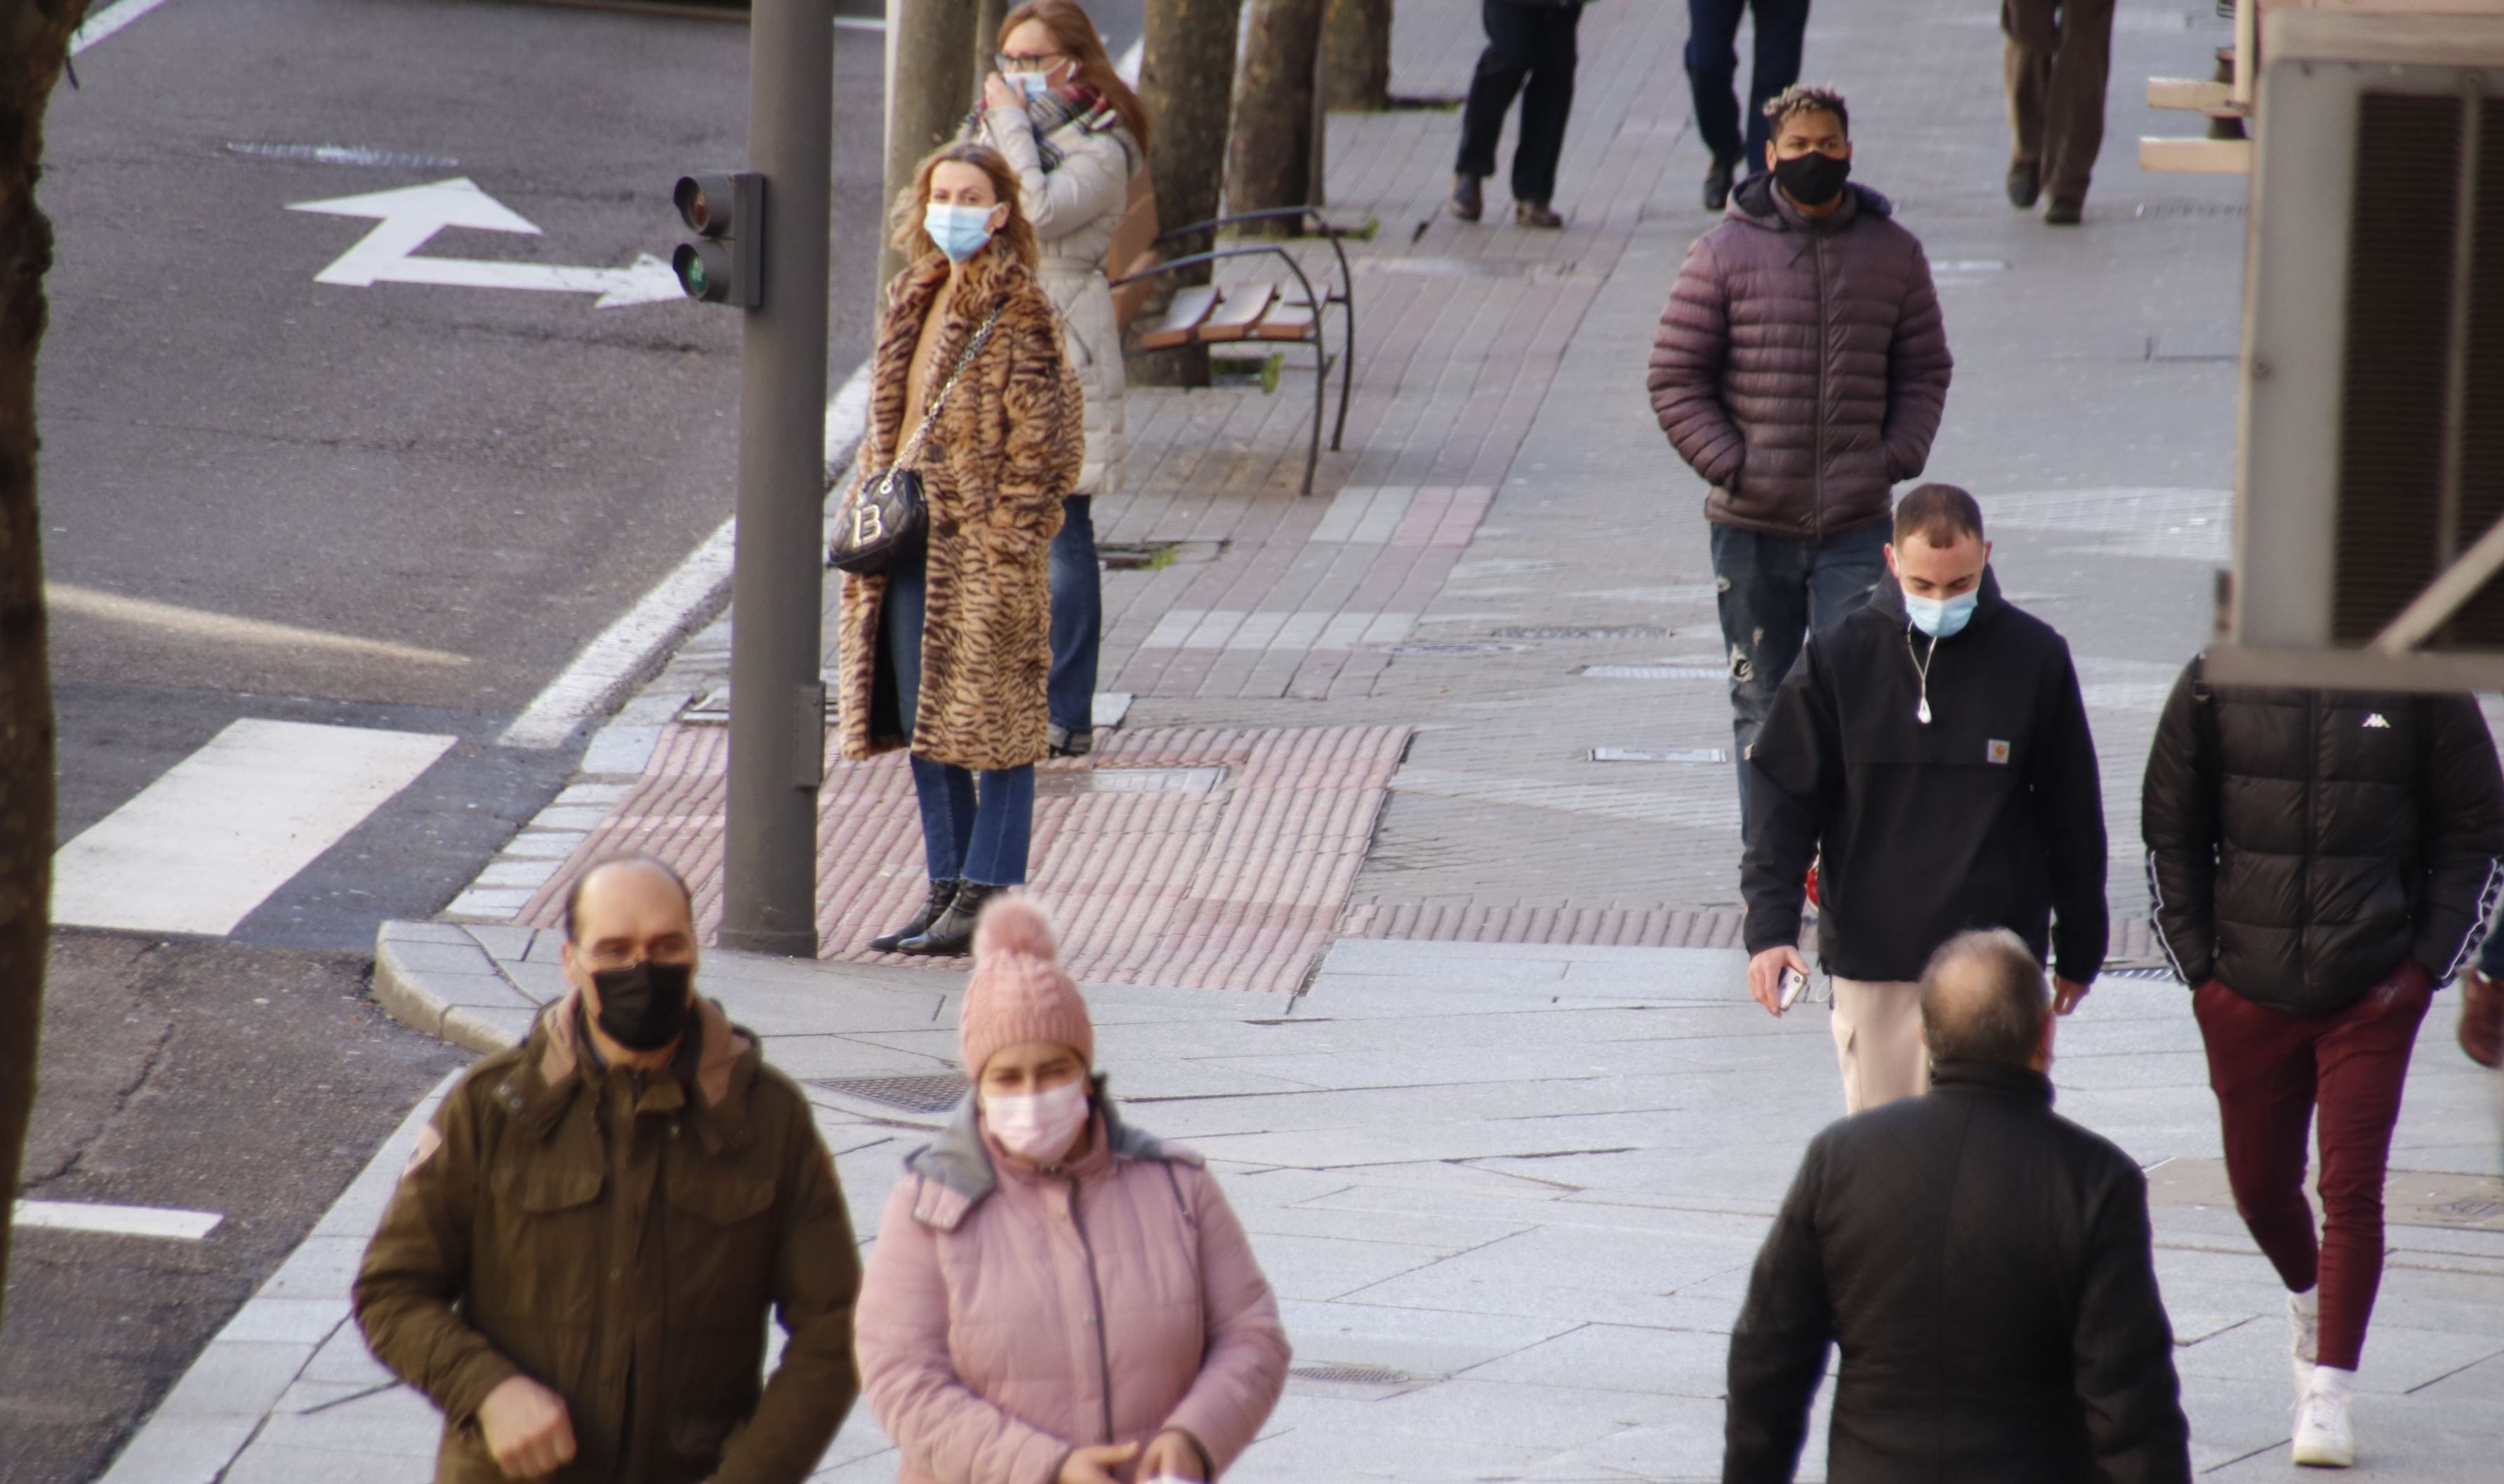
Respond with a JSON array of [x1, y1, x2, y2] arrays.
[[1712, 517, 1889, 830], [1685, 0, 1810, 172], [1049, 495, 1100, 738], [882, 555, 1035, 885]]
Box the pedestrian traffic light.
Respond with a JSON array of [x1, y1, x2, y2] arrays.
[[672, 173, 763, 308]]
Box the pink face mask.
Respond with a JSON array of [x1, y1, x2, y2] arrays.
[[983, 1078, 1091, 1164]]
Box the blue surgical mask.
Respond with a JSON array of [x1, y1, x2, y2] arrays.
[[1007, 69, 1054, 102], [924, 203, 995, 263], [1903, 588, 1979, 640]]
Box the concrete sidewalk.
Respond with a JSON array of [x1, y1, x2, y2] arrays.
[[93, 0, 2504, 1480]]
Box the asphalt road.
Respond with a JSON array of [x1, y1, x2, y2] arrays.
[[12, 0, 1141, 1477]]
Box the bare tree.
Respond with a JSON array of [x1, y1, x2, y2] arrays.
[[1129, 0, 1243, 386], [1226, 0, 1327, 230], [1320, 0, 1390, 112], [0, 0, 81, 1331], [974, 0, 1009, 71], [880, 0, 978, 293]]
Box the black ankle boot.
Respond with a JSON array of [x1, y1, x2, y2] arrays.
[[899, 882, 1007, 957], [873, 879, 961, 953]]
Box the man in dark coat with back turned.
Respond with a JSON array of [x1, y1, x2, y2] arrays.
[[1649, 84, 1954, 830], [2143, 663, 2504, 1467], [1723, 928, 2191, 1484], [1742, 484, 2106, 1113]]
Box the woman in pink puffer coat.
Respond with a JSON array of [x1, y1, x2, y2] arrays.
[[855, 898, 1290, 1483]]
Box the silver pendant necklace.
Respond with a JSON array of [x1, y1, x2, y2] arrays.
[[1907, 628, 1937, 725]]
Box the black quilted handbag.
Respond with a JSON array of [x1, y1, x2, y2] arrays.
[[829, 306, 1005, 576]]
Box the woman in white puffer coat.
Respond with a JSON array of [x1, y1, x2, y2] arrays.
[[971, 1, 1147, 757]]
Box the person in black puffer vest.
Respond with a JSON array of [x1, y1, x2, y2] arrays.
[[2142, 661, 2504, 1468]]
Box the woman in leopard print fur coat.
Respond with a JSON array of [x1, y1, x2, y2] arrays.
[[834, 142, 1085, 956]]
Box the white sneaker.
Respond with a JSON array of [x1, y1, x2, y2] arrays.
[[2292, 1368, 2356, 1468], [2288, 1288, 2321, 1400]]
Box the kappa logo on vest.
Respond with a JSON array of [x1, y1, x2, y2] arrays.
[[1987, 739, 2011, 764], [2364, 713, 2392, 729]]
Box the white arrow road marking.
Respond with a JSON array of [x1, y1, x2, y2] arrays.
[[288, 177, 682, 307], [71, 0, 178, 55], [13, 1200, 223, 1242], [48, 582, 468, 667]]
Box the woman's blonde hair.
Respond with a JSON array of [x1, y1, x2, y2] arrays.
[[889, 143, 1040, 271], [1000, 0, 1151, 154]]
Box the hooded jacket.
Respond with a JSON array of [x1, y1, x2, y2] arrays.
[[1742, 568, 2108, 984], [1725, 1061, 2190, 1484], [1648, 175, 1953, 540], [355, 991, 860, 1484], [2141, 660, 2504, 1015], [854, 1087, 1290, 1484]]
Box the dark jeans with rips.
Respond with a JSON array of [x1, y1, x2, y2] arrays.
[[1049, 495, 1099, 742], [1711, 516, 1889, 831], [883, 553, 1035, 886], [1685, 0, 1811, 173], [2194, 962, 2433, 1371], [1455, 0, 1585, 206]]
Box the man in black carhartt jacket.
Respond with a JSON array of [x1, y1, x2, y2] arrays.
[[1742, 484, 2107, 1111], [1723, 929, 2190, 1484], [2142, 661, 2504, 1466]]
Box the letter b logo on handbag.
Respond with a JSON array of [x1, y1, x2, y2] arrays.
[[852, 498, 887, 548]]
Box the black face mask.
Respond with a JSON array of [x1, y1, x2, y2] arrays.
[[1773, 150, 1852, 208], [590, 960, 694, 1052]]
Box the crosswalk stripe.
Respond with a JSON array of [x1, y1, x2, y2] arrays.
[[13, 1200, 223, 1241], [51, 718, 456, 936]]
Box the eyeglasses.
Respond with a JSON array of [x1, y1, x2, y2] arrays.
[[995, 51, 1067, 73]]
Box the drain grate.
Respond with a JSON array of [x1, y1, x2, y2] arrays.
[[1291, 1362, 1418, 1386], [1581, 664, 1724, 681], [1591, 746, 1725, 764], [1492, 624, 1668, 640], [2102, 966, 2178, 981], [1035, 766, 1226, 797], [812, 1073, 969, 1115], [1386, 640, 1528, 656]]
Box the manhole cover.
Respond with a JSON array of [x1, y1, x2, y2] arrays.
[[1491, 625, 1669, 640], [1035, 766, 1227, 797], [1581, 664, 1724, 681], [1386, 641, 1528, 656], [1591, 746, 1726, 764], [811, 1073, 969, 1115], [1292, 1362, 1418, 1386]]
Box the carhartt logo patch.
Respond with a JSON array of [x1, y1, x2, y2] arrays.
[[2364, 713, 2392, 729], [1987, 739, 2011, 764]]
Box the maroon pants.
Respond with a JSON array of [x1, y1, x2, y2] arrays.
[[2192, 961, 2432, 1370]]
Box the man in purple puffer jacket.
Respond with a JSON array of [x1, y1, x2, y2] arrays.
[[1648, 85, 1953, 830]]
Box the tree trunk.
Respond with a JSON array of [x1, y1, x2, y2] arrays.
[[1127, 0, 1243, 387], [972, 0, 1009, 69], [0, 0, 79, 1334], [879, 0, 978, 296], [1226, 0, 1325, 234], [1320, 0, 1390, 112]]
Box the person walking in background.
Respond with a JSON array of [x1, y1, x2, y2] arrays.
[[1448, 0, 1585, 229], [2143, 663, 2504, 1467], [2001, 0, 2117, 224], [1741, 486, 2105, 1113], [1724, 929, 2190, 1484], [969, 0, 1147, 757], [355, 857, 861, 1484], [1684, 0, 1810, 209], [837, 143, 1084, 958], [856, 897, 1292, 1483], [1649, 85, 1952, 833]]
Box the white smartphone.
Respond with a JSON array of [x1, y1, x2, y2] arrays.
[[1778, 967, 1809, 1012]]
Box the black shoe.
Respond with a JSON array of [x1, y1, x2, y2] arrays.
[[1704, 157, 1737, 211], [2043, 197, 2083, 226], [2006, 161, 2041, 208], [899, 882, 1007, 957], [1515, 201, 1564, 229], [872, 878, 960, 953], [1047, 723, 1094, 758], [1448, 173, 1484, 223]]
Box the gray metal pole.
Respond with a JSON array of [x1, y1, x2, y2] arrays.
[[720, 0, 834, 957]]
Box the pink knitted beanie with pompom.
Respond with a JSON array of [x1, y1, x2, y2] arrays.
[[957, 896, 1094, 1076]]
